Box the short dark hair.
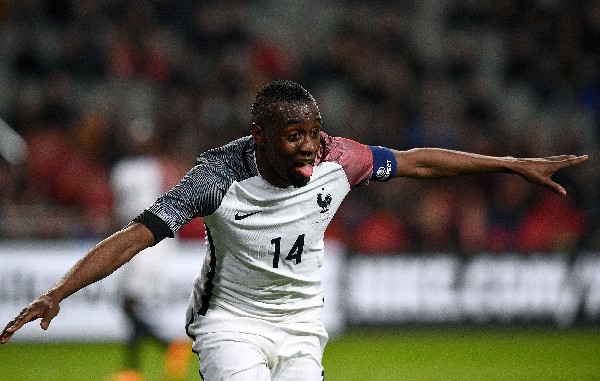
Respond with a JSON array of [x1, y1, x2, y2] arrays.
[[251, 80, 317, 127]]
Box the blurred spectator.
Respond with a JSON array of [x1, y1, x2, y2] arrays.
[[412, 184, 458, 252], [518, 191, 587, 253], [349, 209, 409, 254], [456, 189, 490, 255], [487, 174, 534, 253], [0, 0, 594, 255], [12, 34, 47, 79], [110, 118, 193, 380]]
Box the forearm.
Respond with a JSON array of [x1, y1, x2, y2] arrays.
[[0, 222, 157, 344], [394, 148, 516, 179], [45, 222, 154, 302]]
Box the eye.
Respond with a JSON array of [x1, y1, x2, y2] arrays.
[[310, 128, 320, 138], [287, 132, 300, 141]]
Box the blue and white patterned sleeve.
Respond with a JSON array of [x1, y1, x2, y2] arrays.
[[154, 163, 230, 222], [134, 136, 256, 244]]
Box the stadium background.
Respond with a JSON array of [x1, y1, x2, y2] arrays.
[[0, 1, 599, 380]]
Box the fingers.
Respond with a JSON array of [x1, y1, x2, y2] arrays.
[[551, 155, 589, 168], [0, 319, 19, 344], [543, 155, 575, 161], [40, 305, 59, 330], [570, 155, 589, 165], [0, 330, 14, 344], [0, 310, 40, 344], [0, 301, 59, 344], [532, 155, 587, 196], [549, 181, 567, 196], [0, 316, 32, 344], [544, 155, 588, 162]]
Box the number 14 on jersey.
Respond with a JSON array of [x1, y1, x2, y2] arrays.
[[271, 234, 305, 268]]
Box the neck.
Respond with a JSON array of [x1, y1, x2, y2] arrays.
[[255, 147, 289, 188]]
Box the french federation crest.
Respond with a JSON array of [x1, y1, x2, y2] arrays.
[[317, 188, 332, 213]]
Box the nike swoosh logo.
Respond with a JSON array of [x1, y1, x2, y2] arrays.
[[234, 211, 261, 220]]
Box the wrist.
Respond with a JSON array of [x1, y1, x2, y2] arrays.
[[43, 288, 65, 303], [501, 156, 519, 173]]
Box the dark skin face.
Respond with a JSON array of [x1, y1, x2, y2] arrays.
[[252, 101, 322, 188]]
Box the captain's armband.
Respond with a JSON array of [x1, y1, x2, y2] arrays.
[[369, 146, 397, 182]]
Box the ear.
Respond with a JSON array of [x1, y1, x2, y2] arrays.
[[251, 123, 266, 145]]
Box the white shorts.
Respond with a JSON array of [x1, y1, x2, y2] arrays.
[[186, 305, 328, 381]]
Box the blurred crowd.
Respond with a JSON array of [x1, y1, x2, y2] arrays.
[[0, 0, 598, 255]]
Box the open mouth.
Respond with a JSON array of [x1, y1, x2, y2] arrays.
[[293, 161, 314, 178]]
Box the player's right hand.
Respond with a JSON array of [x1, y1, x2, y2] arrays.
[[0, 294, 60, 344]]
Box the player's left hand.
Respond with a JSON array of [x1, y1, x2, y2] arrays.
[[513, 155, 588, 195], [0, 294, 61, 344]]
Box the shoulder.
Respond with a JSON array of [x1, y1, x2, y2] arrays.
[[317, 131, 373, 186], [195, 136, 258, 183], [317, 131, 372, 161], [198, 136, 256, 169], [157, 136, 258, 217]]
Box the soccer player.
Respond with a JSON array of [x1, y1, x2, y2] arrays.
[[1, 80, 588, 380]]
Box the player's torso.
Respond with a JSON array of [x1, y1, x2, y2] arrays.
[[199, 161, 350, 320]]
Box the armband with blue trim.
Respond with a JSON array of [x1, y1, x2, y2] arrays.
[[369, 146, 397, 182]]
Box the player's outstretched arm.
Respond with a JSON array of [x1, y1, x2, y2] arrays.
[[0, 222, 155, 344], [393, 148, 588, 195]]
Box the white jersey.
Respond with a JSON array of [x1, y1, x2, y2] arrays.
[[140, 132, 387, 328]]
